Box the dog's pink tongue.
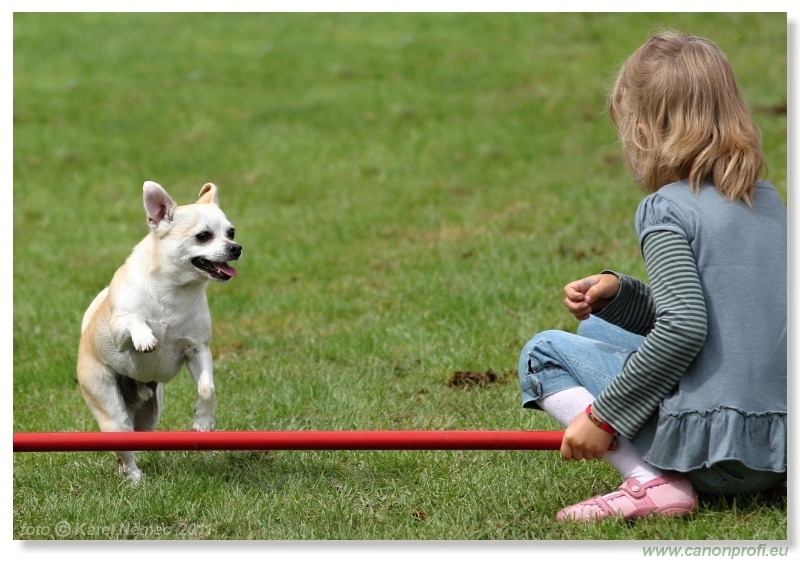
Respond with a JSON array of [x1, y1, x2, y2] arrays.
[[216, 263, 238, 277]]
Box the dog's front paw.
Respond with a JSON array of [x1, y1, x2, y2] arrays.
[[133, 333, 159, 353], [193, 418, 215, 432]]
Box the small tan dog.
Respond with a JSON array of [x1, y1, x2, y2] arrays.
[[77, 181, 241, 483]]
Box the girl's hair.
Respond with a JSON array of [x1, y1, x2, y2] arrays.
[[608, 31, 765, 204]]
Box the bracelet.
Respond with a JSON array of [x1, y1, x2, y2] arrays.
[[585, 404, 616, 435]]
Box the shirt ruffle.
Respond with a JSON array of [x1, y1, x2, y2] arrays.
[[635, 406, 787, 474]]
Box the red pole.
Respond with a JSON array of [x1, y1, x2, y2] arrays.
[[13, 430, 564, 453]]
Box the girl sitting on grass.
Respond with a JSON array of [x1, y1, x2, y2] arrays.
[[518, 31, 787, 522]]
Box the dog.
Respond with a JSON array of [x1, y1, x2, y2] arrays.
[[77, 181, 242, 483]]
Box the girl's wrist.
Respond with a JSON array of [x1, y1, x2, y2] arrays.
[[585, 404, 617, 435], [601, 271, 622, 297]]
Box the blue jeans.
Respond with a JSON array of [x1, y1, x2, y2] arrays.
[[518, 316, 786, 496], [518, 316, 643, 410]]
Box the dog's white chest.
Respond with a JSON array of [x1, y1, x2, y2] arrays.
[[132, 308, 210, 381], [99, 295, 212, 383]]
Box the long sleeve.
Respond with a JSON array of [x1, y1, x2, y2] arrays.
[[595, 272, 656, 336], [591, 229, 708, 439]]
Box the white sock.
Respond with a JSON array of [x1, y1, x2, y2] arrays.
[[536, 386, 663, 483], [608, 435, 663, 483]]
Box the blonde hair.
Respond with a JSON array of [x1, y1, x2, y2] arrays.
[[609, 31, 765, 204]]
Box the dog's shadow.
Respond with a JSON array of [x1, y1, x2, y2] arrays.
[[137, 448, 408, 493]]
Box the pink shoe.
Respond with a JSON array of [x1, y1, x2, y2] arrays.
[[556, 474, 697, 522]]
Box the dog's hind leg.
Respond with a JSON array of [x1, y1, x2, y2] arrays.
[[133, 382, 163, 431], [76, 361, 143, 483]]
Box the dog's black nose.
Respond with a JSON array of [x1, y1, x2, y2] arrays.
[[228, 243, 242, 259]]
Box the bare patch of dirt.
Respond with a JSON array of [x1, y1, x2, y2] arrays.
[[448, 369, 509, 389], [757, 100, 787, 116]]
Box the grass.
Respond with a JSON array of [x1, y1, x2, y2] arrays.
[[12, 13, 788, 543]]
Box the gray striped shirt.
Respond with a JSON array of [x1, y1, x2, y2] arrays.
[[592, 229, 707, 438]]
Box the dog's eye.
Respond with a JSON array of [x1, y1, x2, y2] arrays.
[[195, 231, 213, 243], [227, 228, 235, 240]]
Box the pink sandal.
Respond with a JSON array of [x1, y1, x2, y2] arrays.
[[556, 474, 697, 522]]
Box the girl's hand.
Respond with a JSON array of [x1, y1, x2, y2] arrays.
[[561, 410, 616, 461], [563, 273, 620, 320]]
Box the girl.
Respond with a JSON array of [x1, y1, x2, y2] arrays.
[[518, 31, 787, 522]]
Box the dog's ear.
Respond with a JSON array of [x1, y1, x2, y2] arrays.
[[143, 181, 177, 228], [197, 183, 219, 205]]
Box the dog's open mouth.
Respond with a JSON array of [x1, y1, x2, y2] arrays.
[[191, 257, 238, 281]]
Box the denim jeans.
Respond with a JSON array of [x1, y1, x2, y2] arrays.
[[518, 316, 643, 410], [518, 316, 786, 496]]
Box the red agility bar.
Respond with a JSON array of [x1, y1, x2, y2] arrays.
[[13, 430, 564, 453]]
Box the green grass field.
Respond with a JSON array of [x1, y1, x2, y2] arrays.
[[13, 13, 787, 542]]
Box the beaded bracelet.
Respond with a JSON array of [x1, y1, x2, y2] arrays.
[[585, 404, 617, 435]]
